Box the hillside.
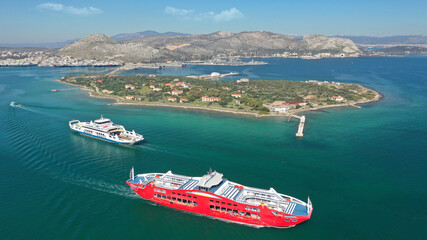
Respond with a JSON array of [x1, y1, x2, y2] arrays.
[[57, 31, 361, 63], [373, 46, 427, 55]]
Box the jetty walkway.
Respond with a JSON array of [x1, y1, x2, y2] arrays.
[[288, 115, 306, 137]]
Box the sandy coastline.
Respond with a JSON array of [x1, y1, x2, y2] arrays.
[[57, 79, 382, 118]]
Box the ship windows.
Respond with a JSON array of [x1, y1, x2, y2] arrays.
[[221, 202, 225, 205], [244, 206, 260, 212], [227, 203, 231, 206], [210, 200, 214, 202], [167, 196, 171, 200], [154, 194, 168, 200], [154, 188, 166, 193], [210, 205, 214, 209], [215, 201, 219, 203], [233, 210, 238, 215], [183, 194, 186, 197], [193, 196, 197, 199], [221, 207, 226, 212], [172, 192, 176, 195], [233, 204, 237, 207], [177, 193, 181, 196], [166, 197, 197, 207], [245, 212, 250, 217]]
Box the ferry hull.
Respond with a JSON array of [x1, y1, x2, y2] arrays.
[[71, 129, 142, 145], [127, 181, 311, 228]]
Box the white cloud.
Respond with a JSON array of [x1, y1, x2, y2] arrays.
[[67, 6, 103, 15], [37, 3, 64, 12], [164, 6, 194, 16], [213, 8, 244, 22], [164, 6, 244, 22], [36, 2, 102, 16]]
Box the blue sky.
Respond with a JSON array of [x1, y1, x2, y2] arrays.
[[1, 0, 426, 43]]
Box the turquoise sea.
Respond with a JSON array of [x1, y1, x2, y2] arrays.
[[1, 57, 426, 239]]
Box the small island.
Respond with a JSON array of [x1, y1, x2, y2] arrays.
[[58, 74, 381, 117]]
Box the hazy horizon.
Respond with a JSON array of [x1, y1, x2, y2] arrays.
[[1, 30, 427, 46], [1, 0, 426, 44]]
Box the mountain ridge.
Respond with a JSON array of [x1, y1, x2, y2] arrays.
[[56, 31, 361, 62], [111, 30, 190, 42]]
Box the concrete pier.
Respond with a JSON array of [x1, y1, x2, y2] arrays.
[[296, 116, 305, 137], [289, 114, 305, 137], [349, 104, 362, 109], [51, 88, 82, 92], [288, 114, 305, 137]]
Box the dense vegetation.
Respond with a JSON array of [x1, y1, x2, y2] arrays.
[[62, 74, 376, 114]]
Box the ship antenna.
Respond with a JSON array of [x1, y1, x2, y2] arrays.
[[208, 167, 212, 174], [130, 167, 135, 180], [101, 115, 103, 119]]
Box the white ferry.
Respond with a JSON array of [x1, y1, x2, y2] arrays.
[[69, 116, 143, 145]]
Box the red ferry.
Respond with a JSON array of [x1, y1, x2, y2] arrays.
[[127, 169, 313, 228]]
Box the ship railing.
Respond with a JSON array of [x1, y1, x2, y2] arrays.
[[307, 197, 313, 215], [69, 120, 82, 129], [236, 192, 299, 211], [125, 130, 143, 138], [69, 120, 80, 125], [277, 193, 306, 205], [154, 175, 189, 189], [244, 190, 283, 202]]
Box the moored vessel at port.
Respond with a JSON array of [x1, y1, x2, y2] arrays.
[[69, 116, 143, 145], [127, 169, 313, 228]]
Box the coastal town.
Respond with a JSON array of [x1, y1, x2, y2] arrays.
[[0, 50, 121, 67], [0, 48, 370, 68], [272, 51, 361, 59]]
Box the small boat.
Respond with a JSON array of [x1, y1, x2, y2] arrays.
[[69, 116, 143, 145], [10, 101, 20, 107], [127, 169, 313, 228]]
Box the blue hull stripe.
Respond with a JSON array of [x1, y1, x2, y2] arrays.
[[72, 129, 133, 145]]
